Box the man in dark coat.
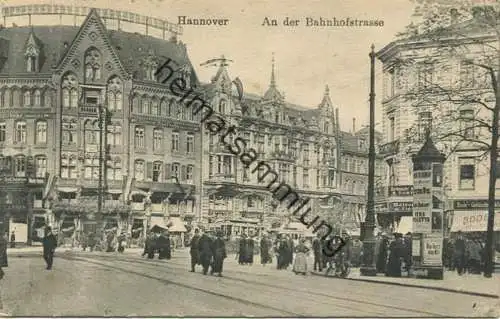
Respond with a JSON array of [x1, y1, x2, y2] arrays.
[[386, 233, 405, 277], [312, 234, 323, 272], [210, 231, 227, 276], [376, 233, 389, 273], [454, 231, 467, 275], [198, 231, 213, 275], [403, 232, 412, 275], [189, 229, 201, 272], [238, 233, 247, 265], [277, 235, 288, 270], [9, 231, 15, 249], [0, 231, 8, 280], [286, 235, 294, 268], [260, 233, 272, 265], [158, 231, 171, 260], [246, 235, 255, 265], [42, 226, 57, 270]]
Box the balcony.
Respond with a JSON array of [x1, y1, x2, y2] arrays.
[[269, 150, 297, 161], [379, 139, 400, 157], [209, 173, 236, 184], [207, 209, 232, 219], [79, 104, 99, 115]]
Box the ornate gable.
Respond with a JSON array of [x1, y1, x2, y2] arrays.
[[56, 9, 129, 80], [25, 31, 40, 57]]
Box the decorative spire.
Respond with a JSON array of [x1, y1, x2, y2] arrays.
[[319, 84, 333, 109], [270, 52, 276, 88], [324, 84, 330, 97]]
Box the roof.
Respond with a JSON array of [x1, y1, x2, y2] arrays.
[[0, 24, 197, 83]]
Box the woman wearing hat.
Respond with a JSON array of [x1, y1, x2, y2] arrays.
[[293, 238, 310, 275]]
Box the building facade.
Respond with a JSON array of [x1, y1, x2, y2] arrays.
[[200, 60, 384, 237], [0, 8, 202, 245], [376, 14, 500, 236], [0, 5, 383, 245]]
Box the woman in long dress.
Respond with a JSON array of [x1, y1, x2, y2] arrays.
[[293, 238, 309, 275]]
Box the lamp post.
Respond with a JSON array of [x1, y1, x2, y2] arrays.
[[360, 44, 378, 276]]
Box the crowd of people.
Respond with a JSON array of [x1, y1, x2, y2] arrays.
[[443, 231, 491, 276], [189, 229, 227, 276]]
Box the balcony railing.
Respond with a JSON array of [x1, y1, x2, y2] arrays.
[[379, 139, 400, 157], [209, 173, 236, 183], [79, 104, 99, 114]]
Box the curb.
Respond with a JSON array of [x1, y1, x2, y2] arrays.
[[310, 271, 499, 299]]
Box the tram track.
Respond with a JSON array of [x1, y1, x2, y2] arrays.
[[66, 253, 445, 317]]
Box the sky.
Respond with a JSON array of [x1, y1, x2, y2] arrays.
[[2, 0, 416, 132]]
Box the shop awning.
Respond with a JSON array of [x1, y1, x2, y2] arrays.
[[150, 215, 167, 228], [395, 216, 413, 234], [167, 217, 187, 232], [450, 211, 500, 232]]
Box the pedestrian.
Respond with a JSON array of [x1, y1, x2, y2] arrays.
[[158, 231, 171, 260], [259, 233, 272, 265], [0, 230, 8, 280], [454, 231, 467, 275], [293, 238, 309, 275], [286, 235, 294, 268], [376, 233, 389, 274], [385, 233, 404, 277], [42, 226, 57, 270], [246, 234, 255, 265], [117, 232, 126, 253], [467, 238, 481, 274], [210, 230, 227, 277], [276, 235, 288, 270], [237, 233, 247, 265], [198, 230, 213, 275], [9, 231, 15, 249], [189, 229, 201, 272], [312, 233, 323, 272], [403, 232, 412, 276]]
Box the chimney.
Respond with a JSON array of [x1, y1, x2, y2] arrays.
[[450, 8, 459, 24], [352, 118, 356, 133]]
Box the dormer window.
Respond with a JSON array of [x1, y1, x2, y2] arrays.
[[324, 122, 330, 134], [25, 32, 40, 73], [219, 100, 226, 114]]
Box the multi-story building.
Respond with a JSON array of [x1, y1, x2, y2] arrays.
[[200, 59, 384, 237], [376, 10, 500, 237], [0, 5, 202, 245]]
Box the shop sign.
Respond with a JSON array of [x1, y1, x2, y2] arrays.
[[453, 199, 500, 210], [450, 211, 500, 232], [389, 201, 412, 212], [0, 177, 28, 184], [388, 185, 413, 197], [422, 234, 443, 267]]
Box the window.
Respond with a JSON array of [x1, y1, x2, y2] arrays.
[[84, 157, 99, 180], [459, 158, 475, 190], [172, 132, 179, 152], [303, 168, 309, 188], [60, 155, 77, 178], [217, 155, 232, 175], [62, 119, 77, 145], [274, 136, 280, 153], [14, 156, 25, 177], [152, 161, 162, 182], [135, 126, 145, 148], [153, 129, 163, 151], [388, 68, 395, 97], [417, 63, 433, 90], [0, 123, 5, 142], [324, 122, 329, 134], [3, 90, 10, 107], [107, 77, 123, 111], [36, 121, 47, 144], [460, 109, 475, 138], [140, 97, 148, 114], [107, 124, 122, 146], [84, 120, 98, 145], [134, 160, 145, 181], [328, 170, 335, 187], [418, 111, 432, 139], [61, 74, 78, 108], [171, 163, 180, 178], [187, 133, 194, 153], [209, 156, 213, 177], [34, 90, 41, 107], [388, 116, 395, 142], [84, 49, 102, 82], [151, 100, 160, 116], [15, 121, 27, 143], [35, 156, 47, 178], [23, 90, 31, 107], [27, 56, 36, 72], [107, 158, 122, 181], [219, 100, 226, 114]]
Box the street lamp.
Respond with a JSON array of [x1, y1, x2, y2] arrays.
[[360, 44, 378, 276]]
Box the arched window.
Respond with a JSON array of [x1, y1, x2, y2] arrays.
[[14, 155, 26, 177], [61, 73, 78, 108], [35, 121, 47, 144], [34, 90, 41, 107], [160, 99, 167, 116], [151, 99, 160, 116], [219, 100, 226, 114], [23, 90, 31, 107], [84, 48, 102, 82], [107, 77, 123, 111], [140, 96, 148, 114]]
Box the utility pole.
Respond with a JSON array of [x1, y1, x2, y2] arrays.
[[97, 103, 108, 241], [360, 44, 377, 276]]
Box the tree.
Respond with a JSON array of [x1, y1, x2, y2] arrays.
[[396, 0, 499, 277]]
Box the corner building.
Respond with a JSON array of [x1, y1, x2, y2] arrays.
[[200, 61, 384, 237], [0, 8, 202, 245]]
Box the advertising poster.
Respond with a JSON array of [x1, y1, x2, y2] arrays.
[[422, 234, 443, 267], [413, 170, 432, 233]]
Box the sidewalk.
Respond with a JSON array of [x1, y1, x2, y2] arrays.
[[311, 268, 499, 298]]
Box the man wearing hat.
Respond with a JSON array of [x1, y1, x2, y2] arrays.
[[189, 229, 201, 272], [210, 230, 227, 277], [198, 229, 213, 275], [42, 226, 57, 270]]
